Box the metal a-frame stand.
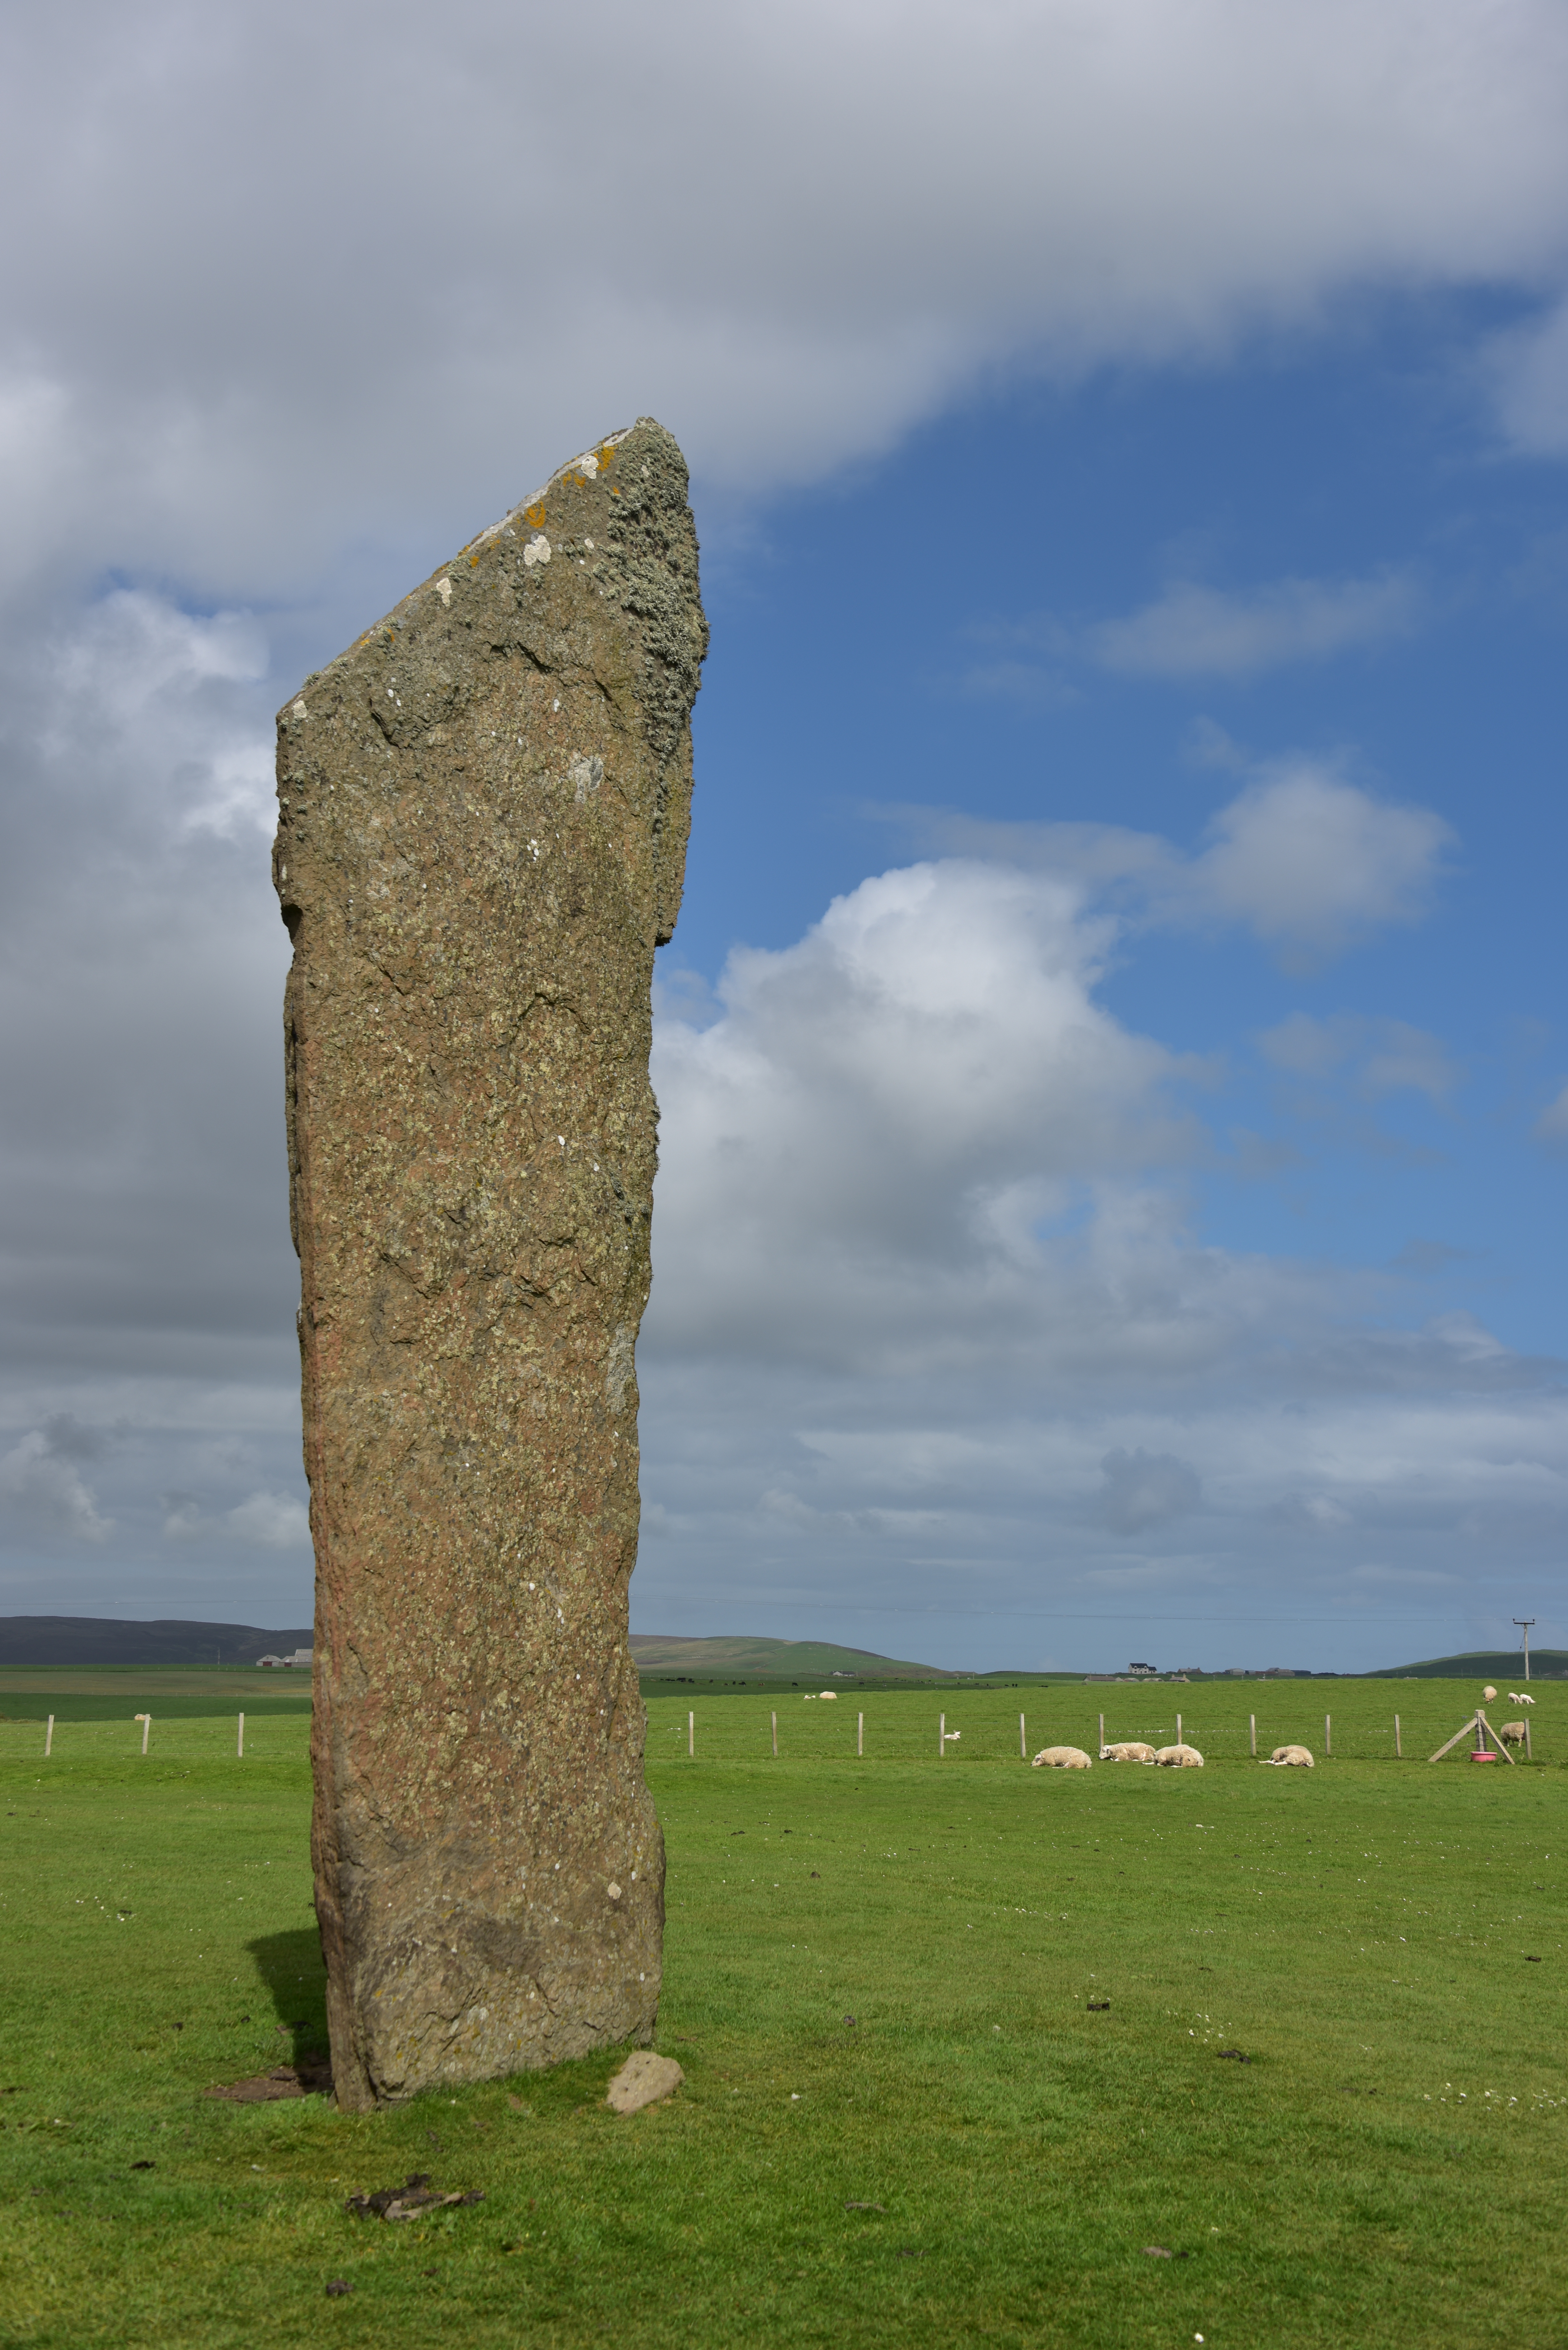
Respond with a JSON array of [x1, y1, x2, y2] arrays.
[[1428, 1707, 1515, 1764]]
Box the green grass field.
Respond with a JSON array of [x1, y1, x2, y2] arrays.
[[1, 1678, 1563, 2346]]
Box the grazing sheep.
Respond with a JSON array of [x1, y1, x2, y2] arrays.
[[1100, 1740, 1158, 1764], [1499, 1720, 1527, 1748], [1153, 1743, 1204, 1768], [1509, 1693, 1535, 1706], [1483, 1685, 1497, 1702], [1262, 1744, 1315, 1768], [1032, 1745, 1093, 1770]]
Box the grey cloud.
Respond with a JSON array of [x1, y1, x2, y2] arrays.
[[1095, 1447, 1203, 1532], [1260, 1013, 1462, 1102], [0, 1429, 111, 1541]]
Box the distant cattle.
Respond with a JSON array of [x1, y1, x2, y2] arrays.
[[1100, 1741, 1157, 1764], [1032, 1746, 1093, 1770], [1153, 1743, 1204, 1768], [1262, 1744, 1314, 1768]]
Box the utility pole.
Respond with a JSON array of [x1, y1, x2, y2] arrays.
[[1514, 1618, 1536, 1682]]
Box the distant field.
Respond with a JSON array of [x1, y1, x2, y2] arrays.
[[0, 1669, 312, 1724], [0, 1673, 1564, 2346]]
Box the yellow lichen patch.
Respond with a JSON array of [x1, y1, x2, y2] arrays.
[[523, 498, 547, 531]]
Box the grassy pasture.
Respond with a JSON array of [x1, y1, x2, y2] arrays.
[[0, 1682, 1563, 2346]]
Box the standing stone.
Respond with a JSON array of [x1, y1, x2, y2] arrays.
[[273, 419, 706, 2110]]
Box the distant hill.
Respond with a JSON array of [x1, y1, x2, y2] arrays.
[[1367, 1648, 1568, 1680], [630, 1634, 952, 1680], [0, 1617, 314, 1668]]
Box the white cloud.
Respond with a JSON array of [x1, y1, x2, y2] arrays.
[[1182, 764, 1451, 959], [902, 761, 1453, 965], [0, 0, 1565, 603], [226, 1491, 311, 1550], [1085, 570, 1420, 678], [650, 860, 1203, 1372]]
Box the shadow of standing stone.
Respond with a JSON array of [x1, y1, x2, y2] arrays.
[[274, 419, 706, 2109]]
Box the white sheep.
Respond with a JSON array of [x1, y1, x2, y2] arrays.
[[1154, 1743, 1204, 1768], [1483, 1685, 1497, 1702], [1262, 1743, 1314, 1768], [1032, 1745, 1093, 1770], [1499, 1720, 1527, 1748], [818, 1690, 838, 1700], [1100, 1740, 1158, 1764], [1509, 1693, 1535, 1706]]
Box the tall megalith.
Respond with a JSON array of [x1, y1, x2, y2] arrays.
[[273, 420, 705, 2110]]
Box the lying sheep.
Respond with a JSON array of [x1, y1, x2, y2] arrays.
[[818, 1690, 838, 1700], [1100, 1740, 1158, 1764], [1262, 1743, 1314, 1768], [1032, 1745, 1093, 1770], [1153, 1743, 1204, 1768], [1499, 1720, 1527, 1748]]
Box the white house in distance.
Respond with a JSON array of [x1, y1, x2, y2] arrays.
[[256, 1647, 314, 1668]]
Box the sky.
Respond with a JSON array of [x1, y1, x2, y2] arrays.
[[0, 0, 1565, 1672]]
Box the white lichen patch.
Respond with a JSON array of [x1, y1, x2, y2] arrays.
[[434, 577, 452, 607], [524, 535, 552, 569]]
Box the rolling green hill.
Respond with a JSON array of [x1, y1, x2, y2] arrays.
[[1368, 1647, 1567, 1679], [629, 1634, 952, 1680]]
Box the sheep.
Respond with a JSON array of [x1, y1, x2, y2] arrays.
[[1499, 1720, 1527, 1749], [1483, 1685, 1497, 1702], [1032, 1745, 1093, 1770], [1100, 1740, 1158, 1764], [818, 1691, 838, 1700], [1509, 1693, 1535, 1706], [1262, 1743, 1314, 1768], [1153, 1743, 1204, 1768]]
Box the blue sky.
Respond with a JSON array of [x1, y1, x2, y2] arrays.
[[0, 1, 1564, 1671]]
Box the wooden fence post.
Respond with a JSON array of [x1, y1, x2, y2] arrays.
[[44, 1714, 53, 1757], [771, 1710, 778, 1758], [1324, 1714, 1331, 1758], [1526, 1718, 1533, 1761], [939, 1712, 946, 1758], [237, 1713, 245, 1758], [1175, 1712, 1182, 1747], [140, 1714, 151, 1756], [688, 1710, 694, 1759], [857, 1711, 863, 1758], [1021, 1713, 1028, 1760], [1249, 1713, 1256, 1756], [1394, 1715, 1401, 1759]]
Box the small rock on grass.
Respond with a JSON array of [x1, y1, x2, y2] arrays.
[[605, 2052, 684, 2115], [325, 2279, 354, 2296]]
